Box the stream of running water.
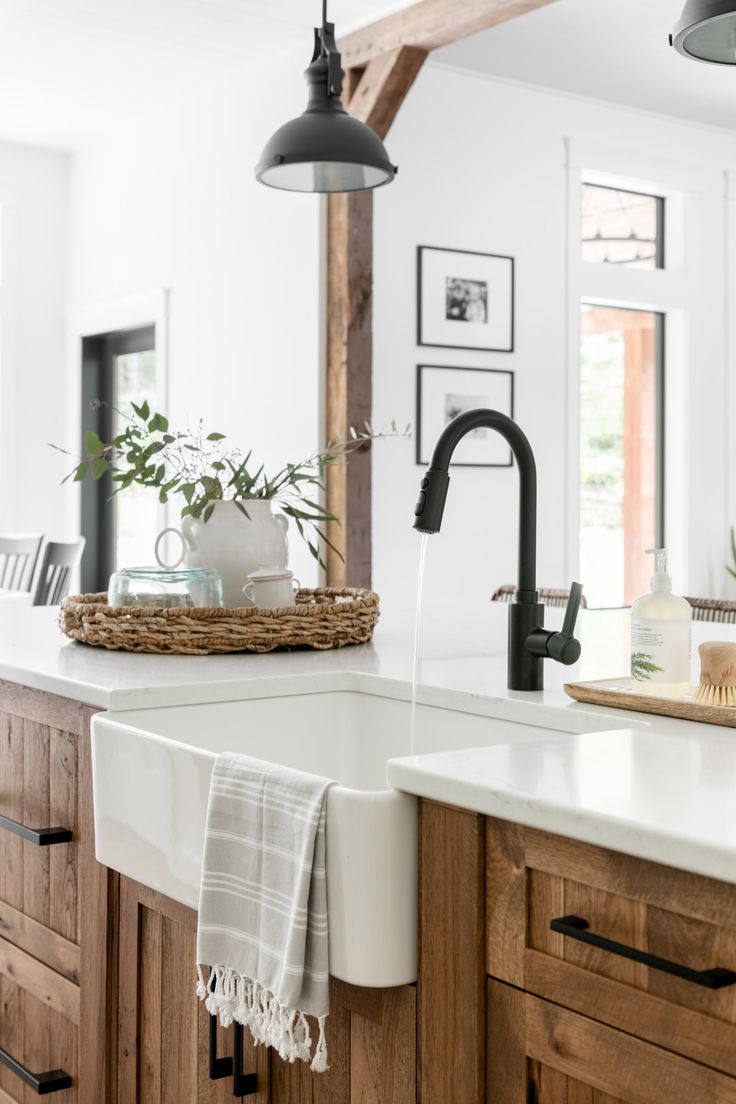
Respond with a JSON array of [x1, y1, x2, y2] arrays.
[[409, 533, 430, 756]]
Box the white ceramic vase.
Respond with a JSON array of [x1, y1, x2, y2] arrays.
[[160, 500, 289, 608]]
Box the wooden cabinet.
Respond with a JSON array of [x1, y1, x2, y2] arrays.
[[115, 875, 416, 1104], [0, 678, 416, 1104], [487, 818, 736, 1078], [0, 680, 109, 1104], [419, 803, 736, 1104], [488, 980, 736, 1104], [14, 674, 736, 1104]]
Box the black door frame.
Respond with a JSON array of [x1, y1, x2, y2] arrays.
[[80, 325, 156, 592]]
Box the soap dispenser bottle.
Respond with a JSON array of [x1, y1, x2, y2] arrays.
[[630, 548, 692, 697]]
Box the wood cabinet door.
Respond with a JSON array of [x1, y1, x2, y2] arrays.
[[115, 876, 269, 1104], [268, 979, 415, 1104], [115, 877, 416, 1104], [487, 979, 736, 1104], [487, 818, 736, 1077], [0, 683, 108, 1104]]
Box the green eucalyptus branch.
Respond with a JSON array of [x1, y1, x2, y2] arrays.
[[52, 401, 410, 568]]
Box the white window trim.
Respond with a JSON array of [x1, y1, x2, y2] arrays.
[[726, 172, 736, 571], [564, 137, 729, 602]]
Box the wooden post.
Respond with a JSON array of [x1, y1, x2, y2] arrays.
[[325, 48, 427, 587], [326, 190, 375, 588]]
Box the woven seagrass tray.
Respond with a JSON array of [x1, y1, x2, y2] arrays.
[[59, 589, 379, 655]]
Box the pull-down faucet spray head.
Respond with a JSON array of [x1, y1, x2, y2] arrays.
[[412, 407, 538, 597], [413, 468, 450, 534]]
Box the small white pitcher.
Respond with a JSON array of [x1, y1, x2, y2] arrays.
[[242, 565, 300, 609]]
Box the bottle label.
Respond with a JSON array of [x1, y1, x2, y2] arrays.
[[631, 619, 690, 683]]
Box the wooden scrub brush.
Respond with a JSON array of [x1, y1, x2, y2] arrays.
[[695, 642, 736, 707]]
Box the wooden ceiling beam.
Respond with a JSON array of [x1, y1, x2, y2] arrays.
[[338, 0, 559, 71], [348, 46, 428, 140]]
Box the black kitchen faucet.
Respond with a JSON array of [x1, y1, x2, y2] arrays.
[[413, 408, 583, 691]]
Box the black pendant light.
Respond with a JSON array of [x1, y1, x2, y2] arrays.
[[255, 1, 397, 193], [670, 0, 736, 63]]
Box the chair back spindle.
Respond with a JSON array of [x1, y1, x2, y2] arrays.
[[33, 540, 86, 606], [0, 535, 44, 593]]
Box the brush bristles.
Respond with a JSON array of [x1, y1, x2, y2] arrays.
[[695, 682, 736, 708]]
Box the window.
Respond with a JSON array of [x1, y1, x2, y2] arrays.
[[579, 306, 664, 608], [581, 183, 664, 270], [80, 326, 157, 591]]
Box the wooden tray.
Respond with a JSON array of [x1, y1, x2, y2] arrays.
[[564, 677, 736, 729]]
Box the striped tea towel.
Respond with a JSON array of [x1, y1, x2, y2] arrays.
[[196, 752, 334, 1072]]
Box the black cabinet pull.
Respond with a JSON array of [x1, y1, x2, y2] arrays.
[[208, 1011, 233, 1081], [550, 914, 736, 990], [0, 813, 72, 847], [233, 1023, 257, 1097], [0, 1044, 72, 1095]]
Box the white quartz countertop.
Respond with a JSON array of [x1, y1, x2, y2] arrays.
[[3, 602, 736, 884], [0, 601, 629, 710]]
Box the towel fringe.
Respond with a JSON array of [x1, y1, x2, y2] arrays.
[[311, 1016, 330, 1073], [197, 963, 328, 1070]]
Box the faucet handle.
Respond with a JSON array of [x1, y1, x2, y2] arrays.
[[547, 582, 583, 665], [561, 581, 583, 639]]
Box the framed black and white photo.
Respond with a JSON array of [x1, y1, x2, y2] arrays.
[[417, 245, 514, 352], [416, 365, 515, 467]]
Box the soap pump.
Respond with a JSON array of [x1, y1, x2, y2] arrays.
[[630, 548, 692, 696]]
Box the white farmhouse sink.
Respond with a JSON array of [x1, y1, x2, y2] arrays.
[[91, 674, 633, 987]]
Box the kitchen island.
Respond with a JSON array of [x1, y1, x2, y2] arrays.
[[1, 603, 736, 1103]]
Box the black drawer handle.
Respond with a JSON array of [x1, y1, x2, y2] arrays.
[[0, 813, 72, 846], [551, 915, 736, 990], [0, 1044, 72, 1095], [208, 1010, 232, 1081], [233, 1023, 257, 1097]]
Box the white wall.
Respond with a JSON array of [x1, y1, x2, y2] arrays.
[[8, 54, 736, 607], [372, 64, 736, 622], [0, 142, 69, 537], [67, 47, 324, 584]]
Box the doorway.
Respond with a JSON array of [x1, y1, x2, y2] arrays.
[[80, 325, 157, 592]]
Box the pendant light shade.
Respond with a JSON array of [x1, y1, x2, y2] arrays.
[[670, 0, 736, 63], [255, 6, 397, 193]]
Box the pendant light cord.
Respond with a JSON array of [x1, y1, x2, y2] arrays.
[[322, 0, 327, 29]]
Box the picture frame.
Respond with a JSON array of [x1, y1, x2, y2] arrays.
[[416, 364, 515, 468], [417, 245, 515, 352]]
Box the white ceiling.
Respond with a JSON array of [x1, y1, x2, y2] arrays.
[[2, 0, 736, 151], [0, 0, 413, 150], [437, 0, 736, 131]]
